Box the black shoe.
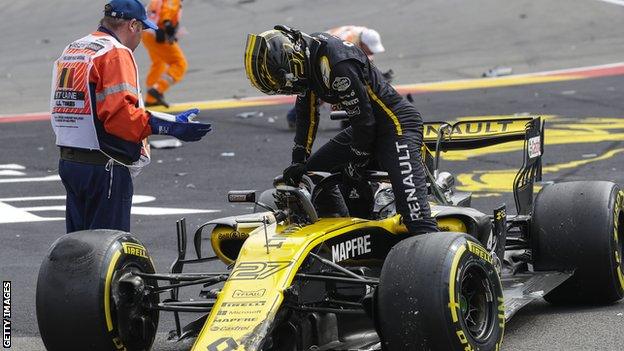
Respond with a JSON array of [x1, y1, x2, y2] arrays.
[[147, 88, 170, 108]]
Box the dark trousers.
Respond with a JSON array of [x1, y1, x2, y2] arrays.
[[59, 159, 133, 233], [306, 127, 438, 235]]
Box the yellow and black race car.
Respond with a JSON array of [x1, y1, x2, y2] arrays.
[[36, 116, 624, 351]]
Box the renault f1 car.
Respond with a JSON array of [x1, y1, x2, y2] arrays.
[[36, 116, 624, 351]]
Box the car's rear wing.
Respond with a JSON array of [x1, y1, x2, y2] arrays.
[[422, 117, 538, 151], [423, 116, 544, 215]]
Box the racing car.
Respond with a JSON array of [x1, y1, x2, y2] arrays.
[[36, 115, 624, 351]]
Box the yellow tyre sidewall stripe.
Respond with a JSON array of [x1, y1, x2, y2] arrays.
[[448, 240, 504, 350], [448, 244, 466, 323], [104, 249, 122, 332]]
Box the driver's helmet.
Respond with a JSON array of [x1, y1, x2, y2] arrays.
[[244, 29, 308, 95]]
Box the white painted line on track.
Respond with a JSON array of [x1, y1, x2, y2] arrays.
[[19, 205, 66, 212], [3, 61, 624, 122], [16, 206, 220, 215], [597, 0, 624, 6], [0, 195, 66, 202], [0, 164, 26, 170], [0, 175, 60, 183], [0, 194, 157, 203], [0, 170, 26, 176], [0, 194, 221, 224], [131, 207, 221, 215], [0, 202, 64, 224]]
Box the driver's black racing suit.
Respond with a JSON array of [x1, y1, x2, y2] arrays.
[[292, 33, 438, 235]]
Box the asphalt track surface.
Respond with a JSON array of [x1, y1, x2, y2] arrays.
[[3, 0, 624, 114], [2, 0, 624, 350], [3, 73, 624, 351]]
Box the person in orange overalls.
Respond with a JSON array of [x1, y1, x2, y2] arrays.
[[142, 0, 186, 108]]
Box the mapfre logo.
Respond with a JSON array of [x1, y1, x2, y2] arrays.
[[232, 289, 266, 298], [331, 234, 371, 262]]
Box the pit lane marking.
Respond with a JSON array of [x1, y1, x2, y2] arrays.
[[0, 195, 221, 224], [435, 115, 624, 195], [0, 164, 26, 176], [0, 170, 25, 176], [597, 0, 624, 6], [456, 148, 624, 194], [0, 164, 25, 170], [441, 115, 624, 161], [0, 175, 60, 183], [2, 62, 624, 121]]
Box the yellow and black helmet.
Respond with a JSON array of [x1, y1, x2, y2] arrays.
[[244, 27, 309, 95]]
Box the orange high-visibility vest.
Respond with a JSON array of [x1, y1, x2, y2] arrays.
[[51, 31, 151, 152]]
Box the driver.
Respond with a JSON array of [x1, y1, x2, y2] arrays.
[[244, 26, 437, 235]]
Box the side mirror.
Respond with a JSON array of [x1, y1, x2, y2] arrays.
[[228, 190, 256, 203]]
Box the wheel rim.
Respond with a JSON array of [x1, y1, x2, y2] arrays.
[[111, 264, 159, 348], [458, 263, 495, 342]]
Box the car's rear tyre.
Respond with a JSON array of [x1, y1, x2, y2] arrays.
[[531, 181, 624, 304], [377, 233, 504, 351], [36, 230, 159, 351]]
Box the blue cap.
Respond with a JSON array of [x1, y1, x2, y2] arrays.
[[104, 0, 158, 31]]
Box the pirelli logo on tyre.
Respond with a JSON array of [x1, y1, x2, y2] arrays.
[[121, 242, 148, 259], [467, 241, 493, 264]]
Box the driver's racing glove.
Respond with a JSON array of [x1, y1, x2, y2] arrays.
[[149, 109, 212, 142], [283, 163, 306, 186]]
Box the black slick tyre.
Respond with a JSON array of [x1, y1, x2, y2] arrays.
[[36, 229, 159, 351], [377, 232, 504, 351], [531, 181, 624, 304]]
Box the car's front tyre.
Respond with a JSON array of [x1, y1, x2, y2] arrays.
[[36, 229, 159, 351], [377, 232, 504, 351]]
